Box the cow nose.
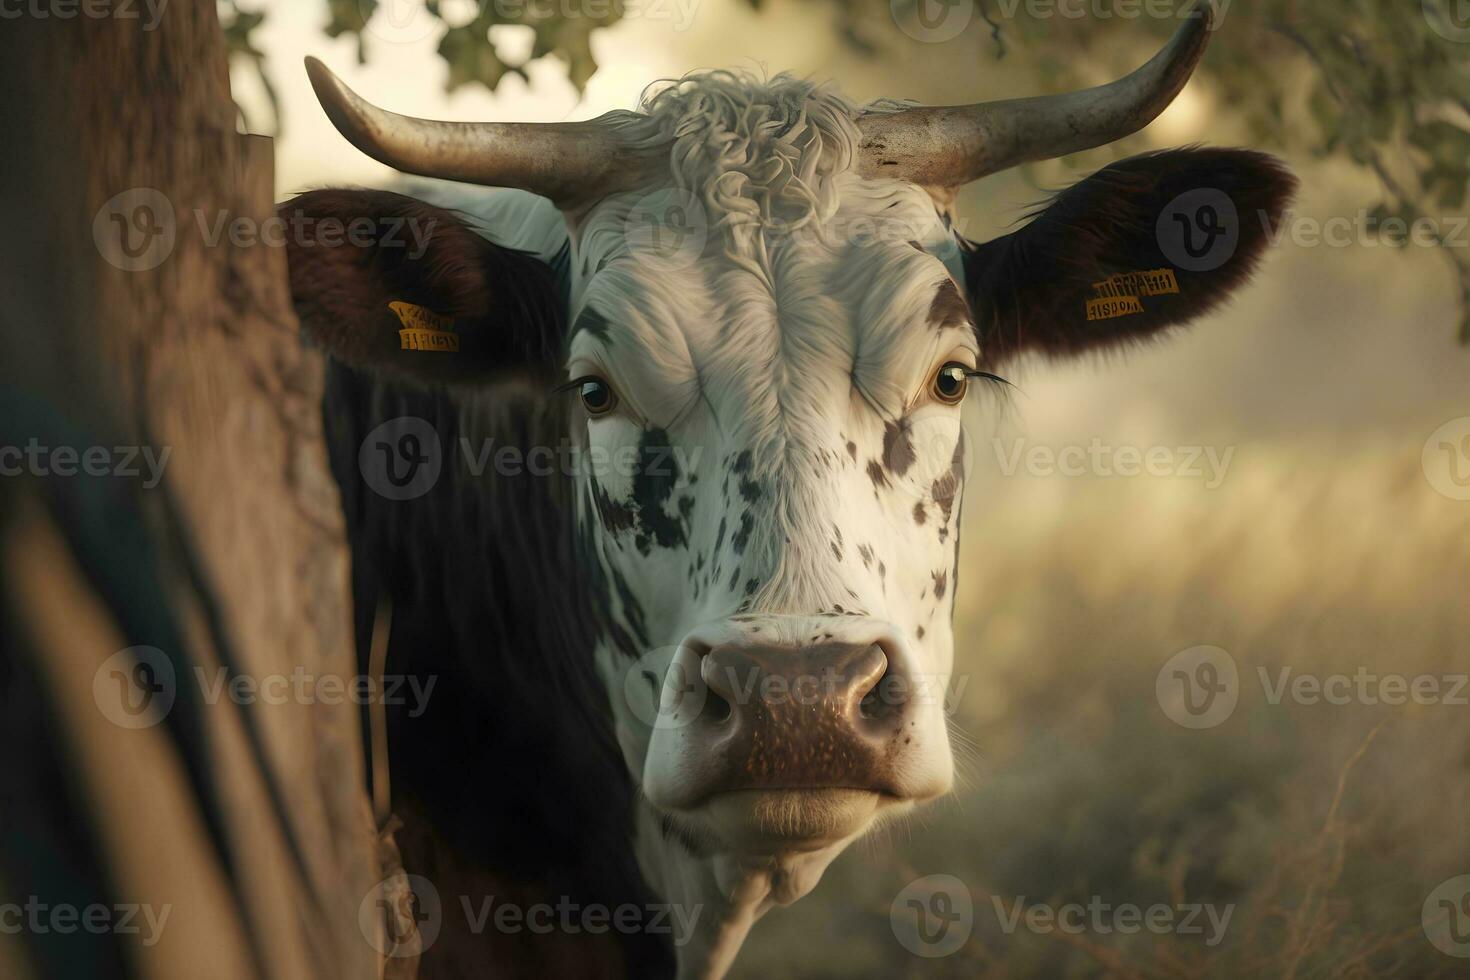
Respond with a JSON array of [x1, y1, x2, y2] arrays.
[[642, 616, 950, 810], [700, 642, 892, 726]]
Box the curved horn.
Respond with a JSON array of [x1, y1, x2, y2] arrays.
[[857, 0, 1216, 187], [304, 57, 656, 208]]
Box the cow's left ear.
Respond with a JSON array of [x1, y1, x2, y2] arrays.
[[281, 188, 564, 385], [962, 147, 1296, 368]]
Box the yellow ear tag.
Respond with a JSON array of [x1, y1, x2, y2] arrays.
[[1085, 267, 1180, 322], [390, 301, 460, 352]]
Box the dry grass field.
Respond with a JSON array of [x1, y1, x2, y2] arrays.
[[736, 431, 1470, 977]]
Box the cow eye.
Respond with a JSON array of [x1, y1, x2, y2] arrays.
[[932, 363, 971, 405], [578, 377, 618, 416]]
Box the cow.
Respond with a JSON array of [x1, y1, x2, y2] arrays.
[[282, 1, 1293, 975]]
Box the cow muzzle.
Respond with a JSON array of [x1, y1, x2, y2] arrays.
[[641, 616, 953, 849]]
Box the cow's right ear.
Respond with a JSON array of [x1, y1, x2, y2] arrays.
[[281, 189, 564, 384]]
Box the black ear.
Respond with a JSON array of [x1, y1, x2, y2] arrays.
[[281, 189, 564, 384], [961, 147, 1296, 368]]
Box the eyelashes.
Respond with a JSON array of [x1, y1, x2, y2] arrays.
[[965, 369, 1014, 389]]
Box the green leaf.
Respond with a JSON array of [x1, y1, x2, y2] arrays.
[[438, 22, 514, 93]]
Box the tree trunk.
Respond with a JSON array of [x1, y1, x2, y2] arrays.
[[0, 4, 377, 977]]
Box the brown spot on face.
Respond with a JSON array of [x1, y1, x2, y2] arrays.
[[931, 439, 964, 523], [928, 279, 971, 331], [912, 502, 926, 526], [882, 420, 916, 478]]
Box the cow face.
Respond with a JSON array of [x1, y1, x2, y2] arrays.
[[288, 2, 1294, 968], [567, 169, 972, 859]]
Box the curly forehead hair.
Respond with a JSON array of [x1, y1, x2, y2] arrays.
[[635, 71, 865, 230]]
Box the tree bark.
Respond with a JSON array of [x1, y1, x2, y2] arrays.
[[0, 3, 377, 977]]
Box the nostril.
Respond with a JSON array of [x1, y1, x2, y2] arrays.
[[856, 645, 900, 720], [697, 649, 736, 724], [707, 690, 733, 723], [859, 682, 896, 720]]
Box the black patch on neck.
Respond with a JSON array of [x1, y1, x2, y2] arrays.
[[322, 362, 673, 977]]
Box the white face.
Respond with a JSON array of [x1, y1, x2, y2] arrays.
[[568, 177, 974, 871]]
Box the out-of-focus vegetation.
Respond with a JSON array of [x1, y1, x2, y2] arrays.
[[736, 440, 1470, 977], [219, 0, 1470, 340]]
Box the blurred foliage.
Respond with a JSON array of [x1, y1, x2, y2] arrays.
[[221, 0, 278, 134], [219, 0, 1470, 339]]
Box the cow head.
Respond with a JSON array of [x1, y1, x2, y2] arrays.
[[286, 0, 1292, 971]]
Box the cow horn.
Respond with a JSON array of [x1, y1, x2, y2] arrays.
[[856, 0, 1216, 188], [303, 57, 658, 208]]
